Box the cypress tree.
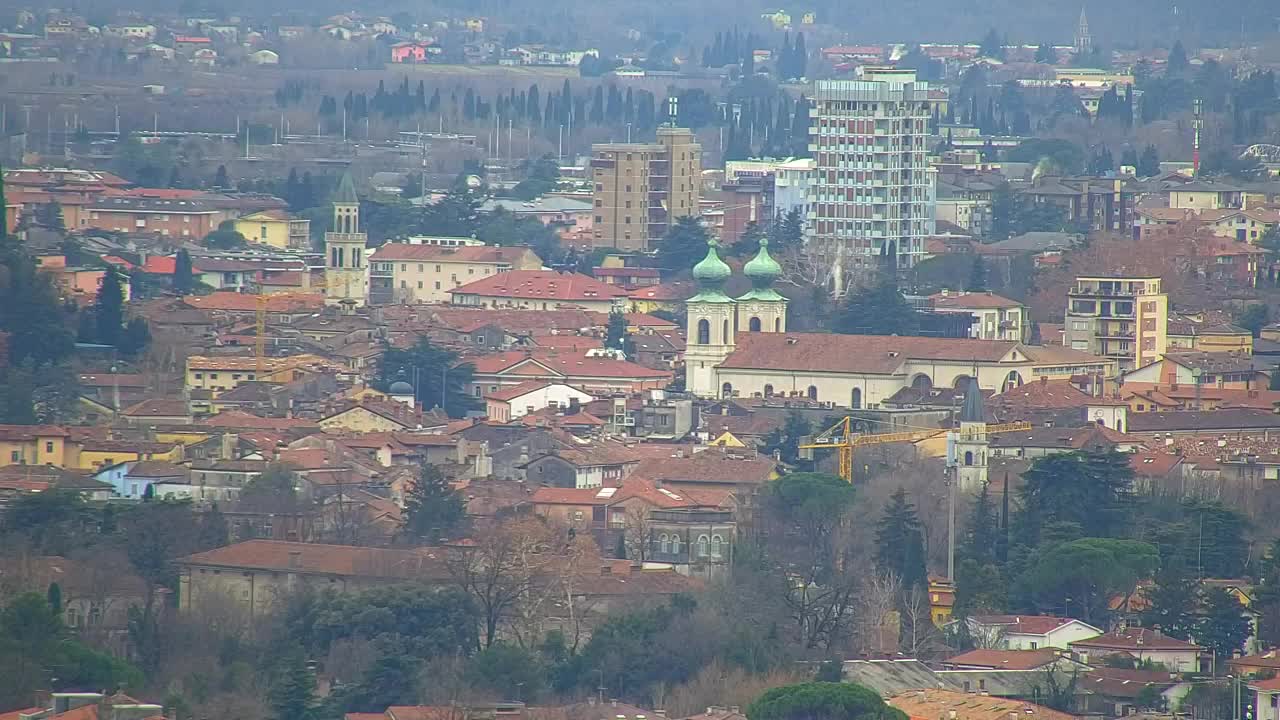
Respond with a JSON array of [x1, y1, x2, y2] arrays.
[[94, 268, 125, 346]]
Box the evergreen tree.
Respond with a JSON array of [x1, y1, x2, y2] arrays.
[[1034, 43, 1056, 63], [268, 646, 318, 720], [875, 488, 928, 593], [46, 582, 62, 613], [605, 310, 629, 353], [1138, 145, 1161, 178], [94, 269, 125, 347], [1140, 560, 1200, 640], [1120, 147, 1140, 169], [967, 256, 988, 292], [655, 216, 711, 272], [118, 318, 151, 357], [1197, 587, 1253, 658], [402, 464, 466, 540], [173, 250, 194, 295], [1167, 41, 1189, 77], [199, 503, 230, 549], [962, 482, 999, 566], [212, 165, 229, 189], [835, 281, 921, 335]]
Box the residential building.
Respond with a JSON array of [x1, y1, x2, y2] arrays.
[[1123, 351, 1269, 390], [369, 244, 541, 304], [468, 349, 671, 396], [1168, 181, 1243, 211], [808, 67, 936, 283], [1064, 276, 1168, 372], [773, 157, 814, 225], [83, 195, 230, 239], [1251, 677, 1280, 720], [450, 271, 628, 313], [1207, 207, 1280, 243], [485, 382, 594, 422], [178, 540, 452, 618], [965, 615, 1103, 650], [928, 291, 1027, 341], [233, 209, 311, 250], [185, 354, 335, 397], [1070, 628, 1202, 672], [589, 127, 702, 251], [0, 425, 71, 466], [325, 173, 368, 307]]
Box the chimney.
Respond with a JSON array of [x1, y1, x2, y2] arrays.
[[611, 700, 619, 708], [1040, 376, 1048, 385], [601, 565, 613, 575], [288, 550, 302, 568]]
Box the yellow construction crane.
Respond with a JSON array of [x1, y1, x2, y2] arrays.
[[800, 416, 1033, 482]]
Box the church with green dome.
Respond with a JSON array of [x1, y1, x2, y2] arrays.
[[685, 236, 788, 398]]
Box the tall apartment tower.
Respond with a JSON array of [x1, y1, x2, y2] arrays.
[[808, 68, 935, 290], [1064, 275, 1167, 371], [325, 172, 368, 307], [590, 127, 701, 252]]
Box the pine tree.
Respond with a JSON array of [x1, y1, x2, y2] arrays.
[[1197, 587, 1254, 658], [962, 482, 999, 565], [173, 250, 194, 295], [1141, 560, 1200, 639], [119, 317, 151, 357], [268, 647, 317, 720], [94, 268, 125, 346], [403, 464, 466, 540], [46, 582, 62, 613], [213, 165, 229, 189], [967, 253, 988, 289], [792, 33, 806, 79], [1138, 145, 1161, 178], [875, 488, 928, 592], [605, 311, 628, 352]]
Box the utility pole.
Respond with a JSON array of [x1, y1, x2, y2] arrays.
[[945, 431, 958, 582]]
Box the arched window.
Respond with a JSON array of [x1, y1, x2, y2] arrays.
[[749, 316, 762, 332], [851, 388, 862, 409], [964, 451, 974, 466], [696, 534, 710, 558], [710, 534, 723, 558], [1003, 371, 1024, 393], [723, 319, 731, 342], [721, 383, 734, 399], [660, 533, 671, 554], [774, 317, 782, 332], [697, 319, 710, 345], [670, 534, 682, 555], [764, 384, 774, 397], [911, 374, 933, 391], [807, 385, 818, 400]]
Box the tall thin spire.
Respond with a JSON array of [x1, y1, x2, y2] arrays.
[[1075, 6, 1092, 55]]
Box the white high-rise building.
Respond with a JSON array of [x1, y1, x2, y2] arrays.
[[807, 67, 935, 289]]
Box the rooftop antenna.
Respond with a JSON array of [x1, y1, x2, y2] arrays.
[[1192, 98, 1203, 176]]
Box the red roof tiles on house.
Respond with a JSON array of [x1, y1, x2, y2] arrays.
[[451, 270, 628, 302]]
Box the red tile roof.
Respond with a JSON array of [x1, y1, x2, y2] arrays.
[[468, 350, 670, 380], [628, 449, 776, 486], [991, 378, 1128, 410], [451, 271, 627, 302], [944, 649, 1061, 670], [627, 281, 694, 302], [1070, 628, 1202, 651], [179, 540, 449, 579], [0, 424, 69, 440], [142, 255, 176, 274], [200, 411, 320, 431], [183, 292, 324, 312]]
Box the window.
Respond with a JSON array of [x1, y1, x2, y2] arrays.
[[660, 534, 671, 553], [749, 316, 761, 332], [851, 388, 862, 409], [9, 451, 17, 462], [964, 451, 974, 466], [697, 319, 710, 344], [45, 442, 53, 453], [808, 385, 818, 400], [696, 535, 710, 557], [721, 382, 733, 398], [572, 510, 584, 521], [764, 384, 774, 397], [710, 534, 723, 558], [1030, 641, 1038, 650]]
